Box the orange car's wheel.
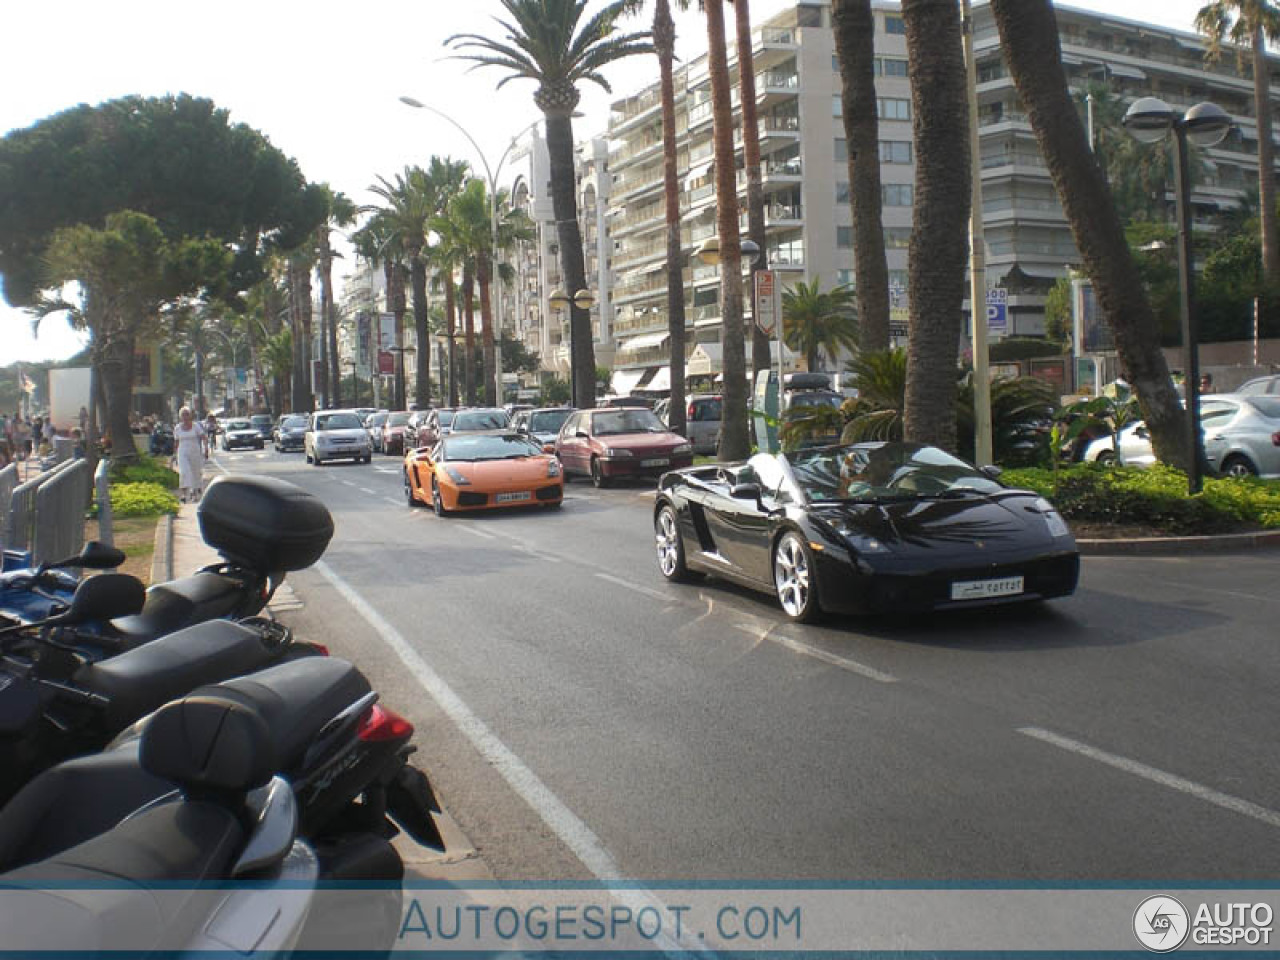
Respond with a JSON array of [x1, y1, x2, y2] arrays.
[[432, 477, 452, 517], [404, 469, 421, 508]]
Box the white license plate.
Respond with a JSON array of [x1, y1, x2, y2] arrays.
[[641, 458, 670, 468], [950, 575, 1024, 601], [495, 491, 532, 503]]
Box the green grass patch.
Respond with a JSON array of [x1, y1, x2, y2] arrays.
[[110, 482, 179, 518], [110, 455, 179, 489]]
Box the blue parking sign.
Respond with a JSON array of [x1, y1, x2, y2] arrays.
[[986, 287, 1007, 334]]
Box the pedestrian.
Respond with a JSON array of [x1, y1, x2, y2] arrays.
[[173, 406, 209, 504], [1199, 372, 1214, 395], [78, 406, 89, 436]]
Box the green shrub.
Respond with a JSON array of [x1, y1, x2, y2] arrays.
[[1001, 463, 1280, 533], [110, 455, 178, 489], [109, 482, 179, 518]]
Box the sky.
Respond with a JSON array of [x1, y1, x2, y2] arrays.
[[0, 0, 1211, 365]]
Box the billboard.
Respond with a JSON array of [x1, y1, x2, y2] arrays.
[[378, 313, 396, 375]]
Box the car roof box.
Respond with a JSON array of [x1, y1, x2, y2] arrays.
[[784, 372, 832, 392]]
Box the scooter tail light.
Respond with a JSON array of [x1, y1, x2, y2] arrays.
[[358, 703, 414, 742], [311, 643, 330, 656]]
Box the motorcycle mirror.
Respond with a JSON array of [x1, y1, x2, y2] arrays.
[[69, 541, 128, 570], [50, 573, 146, 625]]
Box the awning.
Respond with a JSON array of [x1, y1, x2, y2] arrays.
[[619, 330, 670, 352], [645, 366, 671, 392], [1175, 36, 1204, 52], [610, 368, 647, 395], [1107, 63, 1147, 80], [683, 161, 714, 187]]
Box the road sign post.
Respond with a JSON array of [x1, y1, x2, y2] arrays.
[[755, 270, 783, 453]]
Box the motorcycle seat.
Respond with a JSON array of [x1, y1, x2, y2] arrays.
[[74, 620, 279, 733], [109, 571, 249, 644]]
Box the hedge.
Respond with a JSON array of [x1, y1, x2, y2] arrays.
[[110, 455, 179, 490], [109, 482, 180, 518], [1001, 463, 1280, 533]]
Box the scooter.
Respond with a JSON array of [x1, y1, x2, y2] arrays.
[[0, 656, 439, 954], [0, 473, 335, 649]]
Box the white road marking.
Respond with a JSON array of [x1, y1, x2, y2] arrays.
[[359, 487, 376, 495], [768, 634, 898, 684], [595, 572, 672, 603], [384, 497, 402, 508], [313, 562, 695, 956], [375, 467, 399, 475], [457, 524, 497, 540], [1019, 727, 1280, 830], [339, 479, 355, 487]]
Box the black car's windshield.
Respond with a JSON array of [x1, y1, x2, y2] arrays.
[[227, 420, 251, 430], [786, 442, 1002, 502], [387, 412, 411, 426], [593, 410, 665, 436], [315, 413, 362, 430], [530, 410, 571, 433], [251, 415, 272, 426], [282, 416, 308, 429], [452, 410, 509, 431], [442, 434, 542, 461]]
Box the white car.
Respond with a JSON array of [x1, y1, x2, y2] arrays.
[[305, 410, 372, 465]]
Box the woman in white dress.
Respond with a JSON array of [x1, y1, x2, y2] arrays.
[[173, 407, 209, 503]]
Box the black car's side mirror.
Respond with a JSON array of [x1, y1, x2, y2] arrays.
[[979, 464, 1003, 480], [730, 482, 766, 511], [1135, 426, 1150, 439]]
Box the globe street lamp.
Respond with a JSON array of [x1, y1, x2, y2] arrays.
[[1123, 98, 1232, 494], [548, 288, 595, 404]]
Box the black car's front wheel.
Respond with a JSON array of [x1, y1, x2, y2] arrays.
[[773, 532, 820, 623], [654, 504, 693, 582]]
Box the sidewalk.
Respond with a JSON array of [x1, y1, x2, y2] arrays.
[[165, 500, 490, 883]]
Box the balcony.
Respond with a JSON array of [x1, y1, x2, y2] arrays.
[[766, 202, 803, 224]]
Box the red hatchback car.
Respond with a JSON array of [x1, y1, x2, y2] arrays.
[[381, 411, 412, 456], [555, 408, 693, 487]]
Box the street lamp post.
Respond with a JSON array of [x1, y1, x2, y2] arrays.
[[346, 360, 360, 409], [695, 236, 765, 416], [1123, 97, 1232, 494], [400, 98, 542, 408], [548, 288, 596, 405]]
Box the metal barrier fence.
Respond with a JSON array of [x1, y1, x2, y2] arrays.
[[32, 459, 90, 566], [0, 463, 16, 549], [94, 459, 113, 549]]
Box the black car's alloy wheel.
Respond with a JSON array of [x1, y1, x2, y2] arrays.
[[655, 504, 692, 582], [773, 532, 819, 623]]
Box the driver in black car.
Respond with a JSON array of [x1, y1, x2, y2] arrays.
[[837, 447, 896, 498]]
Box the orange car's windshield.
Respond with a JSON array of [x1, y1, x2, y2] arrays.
[[442, 434, 543, 461]]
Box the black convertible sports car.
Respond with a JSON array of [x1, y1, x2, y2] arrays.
[[653, 442, 1079, 621]]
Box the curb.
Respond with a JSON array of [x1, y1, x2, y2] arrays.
[[1078, 528, 1280, 556], [149, 513, 174, 585]]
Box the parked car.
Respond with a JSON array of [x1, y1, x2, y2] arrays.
[[274, 414, 308, 452], [352, 406, 378, 422], [366, 411, 390, 452], [1237, 374, 1280, 396], [601, 395, 653, 409], [504, 402, 535, 419], [415, 408, 459, 449], [249, 414, 274, 442], [403, 430, 563, 515], [1083, 394, 1280, 477], [306, 410, 372, 465], [221, 418, 264, 451], [449, 408, 511, 434], [381, 411, 413, 456], [404, 410, 433, 448], [654, 442, 1079, 622], [512, 407, 574, 447], [680, 395, 722, 455], [555, 408, 693, 487]]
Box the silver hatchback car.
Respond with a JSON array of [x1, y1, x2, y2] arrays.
[[305, 410, 372, 465], [1084, 394, 1280, 478]]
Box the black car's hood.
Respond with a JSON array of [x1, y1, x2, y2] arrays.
[[814, 491, 1060, 559]]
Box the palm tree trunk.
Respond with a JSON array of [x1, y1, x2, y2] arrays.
[[733, 0, 773, 384], [479, 256, 497, 407], [289, 260, 310, 413], [707, 0, 751, 460], [900, 0, 970, 452], [101, 330, 138, 463], [544, 112, 597, 408], [833, 0, 891, 352], [989, 0, 1187, 469], [393, 264, 409, 409], [316, 252, 330, 409], [445, 275, 459, 407], [321, 241, 341, 409], [462, 266, 477, 405], [655, 0, 689, 439], [1253, 23, 1280, 294], [411, 254, 432, 407]]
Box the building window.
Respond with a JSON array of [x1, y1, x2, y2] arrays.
[[884, 15, 906, 35], [877, 98, 911, 121], [836, 181, 850, 203], [837, 269, 856, 287], [835, 138, 848, 162], [833, 94, 843, 118], [877, 57, 909, 77], [837, 226, 854, 248], [879, 140, 912, 164], [883, 184, 913, 207], [884, 227, 911, 248]]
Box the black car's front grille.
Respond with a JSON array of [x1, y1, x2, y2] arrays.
[[457, 491, 488, 507]]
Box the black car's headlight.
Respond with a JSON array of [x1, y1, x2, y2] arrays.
[[1032, 497, 1072, 538]]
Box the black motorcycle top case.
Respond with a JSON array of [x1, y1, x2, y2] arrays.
[[198, 476, 334, 574]]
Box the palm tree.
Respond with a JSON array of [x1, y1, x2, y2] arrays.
[[832, 0, 890, 351], [447, 0, 651, 409], [782, 280, 858, 373], [286, 249, 315, 413], [315, 186, 357, 409], [730, 0, 774, 383], [704, 0, 751, 460], [1195, 1, 1280, 296], [988, 0, 1187, 471], [899, 0, 971, 453]]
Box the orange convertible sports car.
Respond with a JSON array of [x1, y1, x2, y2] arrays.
[[403, 431, 564, 515]]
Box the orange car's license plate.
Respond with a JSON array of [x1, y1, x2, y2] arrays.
[[496, 491, 532, 503]]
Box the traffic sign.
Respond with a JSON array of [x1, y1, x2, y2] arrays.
[[987, 287, 1007, 335], [755, 270, 779, 335]]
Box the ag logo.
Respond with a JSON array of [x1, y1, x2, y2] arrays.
[[1134, 895, 1190, 952]]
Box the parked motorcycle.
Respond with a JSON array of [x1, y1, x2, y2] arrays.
[[0, 655, 439, 953]]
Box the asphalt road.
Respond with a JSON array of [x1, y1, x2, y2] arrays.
[[214, 446, 1280, 883]]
